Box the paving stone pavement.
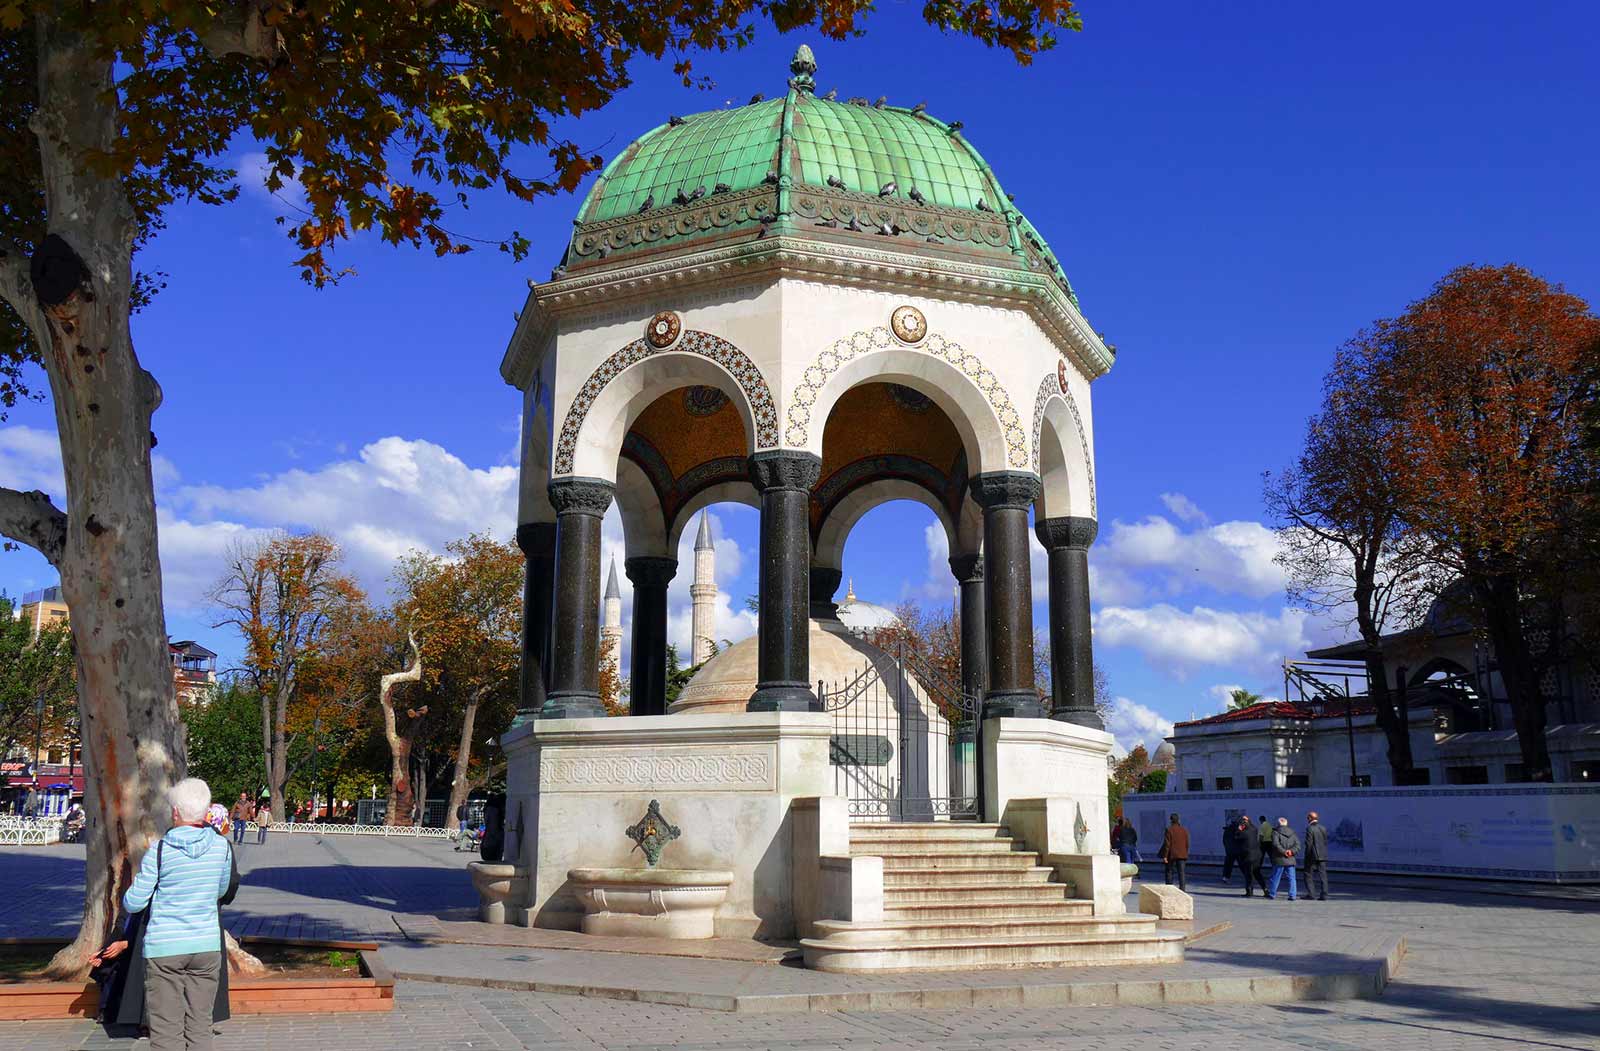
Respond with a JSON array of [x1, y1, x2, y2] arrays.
[[3, 838, 1598, 1049]]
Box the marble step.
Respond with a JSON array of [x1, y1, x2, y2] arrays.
[[882, 881, 1075, 904], [882, 865, 1056, 888], [849, 838, 1033, 856], [874, 850, 1042, 871], [800, 928, 1187, 974], [812, 912, 1161, 942], [881, 899, 1095, 922], [848, 823, 1012, 841]]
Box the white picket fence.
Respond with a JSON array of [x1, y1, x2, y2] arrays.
[[0, 817, 64, 845]]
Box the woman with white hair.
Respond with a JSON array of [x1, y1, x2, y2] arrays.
[[119, 777, 236, 1051]]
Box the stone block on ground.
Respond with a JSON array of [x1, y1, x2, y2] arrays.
[[1138, 883, 1194, 920]]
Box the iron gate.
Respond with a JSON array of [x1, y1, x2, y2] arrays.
[[820, 641, 982, 821]]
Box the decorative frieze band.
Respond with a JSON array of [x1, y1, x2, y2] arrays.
[[539, 746, 777, 793]]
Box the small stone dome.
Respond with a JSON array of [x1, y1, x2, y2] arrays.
[[1152, 741, 1176, 765], [672, 616, 888, 715], [835, 579, 899, 633]]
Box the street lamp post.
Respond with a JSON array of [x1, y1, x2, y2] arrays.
[[30, 695, 45, 816]]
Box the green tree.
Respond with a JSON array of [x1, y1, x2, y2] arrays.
[[1138, 770, 1168, 794], [1228, 688, 1263, 710], [182, 681, 265, 805], [0, 594, 75, 763], [663, 644, 699, 708]]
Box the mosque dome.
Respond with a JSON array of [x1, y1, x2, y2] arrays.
[[557, 45, 1076, 305], [834, 579, 899, 632]]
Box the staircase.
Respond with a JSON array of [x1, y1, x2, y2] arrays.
[[800, 823, 1185, 973]]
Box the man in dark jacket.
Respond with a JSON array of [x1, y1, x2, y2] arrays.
[[1232, 816, 1265, 897], [1303, 811, 1330, 900], [1159, 813, 1190, 890], [1267, 817, 1301, 900], [1220, 819, 1238, 883]]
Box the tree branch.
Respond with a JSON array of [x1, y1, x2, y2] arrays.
[[0, 487, 68, 566], [198, 4, 281, 60], [0, 238, 45, 337]]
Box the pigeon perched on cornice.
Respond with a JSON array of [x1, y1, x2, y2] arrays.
[[947, 120, 964, 133], [826, 174, 847, 190], [763, 169, 780, 184], [689, 184, 707, 201], [672, 189, 690, 206], [668, 115, 688, 126], [876, 220, 899, 236], [873, 96, 887, 108], [847, 96, 869, 106], [911, 101, 927, 115], [821, 88, 838, 101], [845, 215, 862, 232], [975, 196, 992, 212], [637, 194, 654, 213], [908, 187, 927, 206], [713, 182, 733, 195], [749, 93, 765, 105], [879, 180, 897, 197], [816, 218, 839, 228]]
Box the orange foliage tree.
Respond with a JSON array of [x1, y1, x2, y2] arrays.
[[395, 534, 522, 822], [209, 532, 364, 819], [1366, 265, 1600, 781]]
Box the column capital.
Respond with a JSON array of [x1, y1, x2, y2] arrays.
[[970, 471, 1041, 511], [515, 521, 556, 556], [1034, 515, 1098, 551], [624, 555, 678, 589], [548, 476, 615, 518], [748, 449, 821, 493], [948, 553, 984, 584]]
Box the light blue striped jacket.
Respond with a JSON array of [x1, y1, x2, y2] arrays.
[[122, 823, 233, 959]]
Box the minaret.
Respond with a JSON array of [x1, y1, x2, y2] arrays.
[[690, 513, 718, 666], [600, 557, 623, 677]]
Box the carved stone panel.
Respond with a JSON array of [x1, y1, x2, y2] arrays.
[[539, 745, 778, 793]]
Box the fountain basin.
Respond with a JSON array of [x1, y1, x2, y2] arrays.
[[467, 861, 530, 925], [568, 867, 734, 939]]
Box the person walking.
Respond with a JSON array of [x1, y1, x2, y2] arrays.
[[1159, 813, 1190, 891], [1220, 818, 1239, 884], [1256, 814, 1272, 881], [228, 794, 249, 846], [1110, 818, 1122, 858], [1233, 816, 1266, 897], [119, 778, 235, 1051], [1303, 811, 1330, 900], [1266, 817, 1301, 900], [1121, 817, 1140, 865], [254, 802, 271, 845]]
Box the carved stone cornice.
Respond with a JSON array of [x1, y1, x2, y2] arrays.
[[970, 471, 1041, 512], [500, 293, 556, 390], [547, 477, 616, 518], [527, 235, 1114, 379], [1035, 515, 1098, 551], [748, 450, 822, 493], [624, 556, 679, 589], [949, 554, 984, 584]]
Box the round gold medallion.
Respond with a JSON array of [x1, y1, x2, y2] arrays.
[[645, 310, 682, 348], [890, 305, 927, 344]]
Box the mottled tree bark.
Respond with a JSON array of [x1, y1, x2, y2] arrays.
[[378, 634, 424, 825]]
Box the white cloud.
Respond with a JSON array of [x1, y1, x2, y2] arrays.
[[1095, 514, 1285, 600], [1093, 603, 1310, 680], [237, 150, 307, 211], [1104, 696, 1175, 756], [0, 424, 65, 496], [1159, 492, 1208, 525]]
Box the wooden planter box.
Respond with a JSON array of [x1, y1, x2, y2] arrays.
[[0, 938, 394, 1021]]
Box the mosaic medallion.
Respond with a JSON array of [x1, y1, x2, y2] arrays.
[[646, 310, 682, 348], [683, 385, 730, 416], [890, 305, 927, 344]]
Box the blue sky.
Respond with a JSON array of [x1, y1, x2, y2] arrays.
[[2, 2, 1597, 754]]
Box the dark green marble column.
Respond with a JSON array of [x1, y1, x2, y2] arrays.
[[624, 556, 677, 717], [1036, 516, 1102, 729], [543, 477, 614, 719], [747, 451, 822, 713], [972, 472, 1044, 719], [513, 522, 556, 726], [949, 553, 987, 709]]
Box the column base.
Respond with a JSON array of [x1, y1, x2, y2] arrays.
[[540, 692, 609, 719], [509, 708, 542, 729], [1051, 707, 1105, 730], [983, 690, 1047, 720], [746, 682, 821, 713]]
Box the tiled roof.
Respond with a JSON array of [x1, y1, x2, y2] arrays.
[[1175, 700, 1380, 730]]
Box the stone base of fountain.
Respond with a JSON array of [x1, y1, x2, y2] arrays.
[[568, 867, 735, 940]]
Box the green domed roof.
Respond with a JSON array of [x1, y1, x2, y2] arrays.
[[558, 47, 1076, 306]]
